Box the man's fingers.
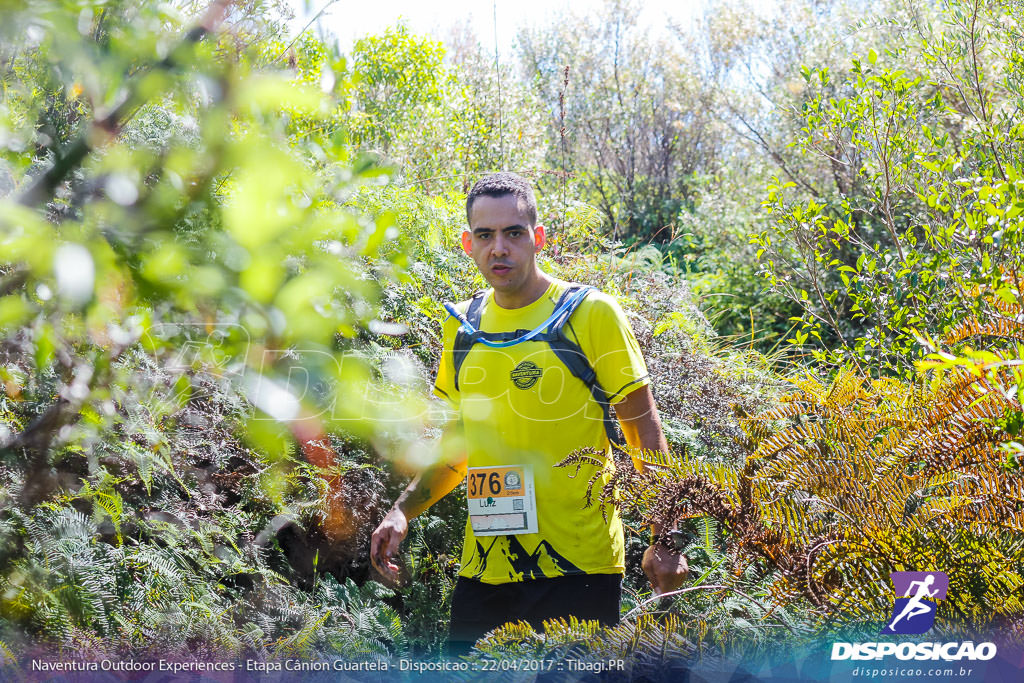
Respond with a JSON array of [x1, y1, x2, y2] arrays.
[[384, 530, 402, 558], [370, 527, 393, 573], [370, 528, 385, 559], [642, 545, 688, 596], [370, 510, 409, 579], [370, 526, 403, 577]]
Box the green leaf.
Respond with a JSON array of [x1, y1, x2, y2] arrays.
[[238, 74, 325, 117], [0, 295, 31, 333]]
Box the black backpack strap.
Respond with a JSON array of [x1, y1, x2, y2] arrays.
[[545, 286, 624, 447], [465, 290, 488, 327], [450, 290, 489, 392]]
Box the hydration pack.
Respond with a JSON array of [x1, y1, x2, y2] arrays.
[[442, 284, 623, 446]]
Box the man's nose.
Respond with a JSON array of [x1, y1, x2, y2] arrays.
[[491, 233, 510, 256]]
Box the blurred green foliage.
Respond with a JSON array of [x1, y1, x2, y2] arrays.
[[0, 0, 435, 660]]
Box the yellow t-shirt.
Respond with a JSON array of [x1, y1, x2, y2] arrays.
[[432, 279, 649, 585]]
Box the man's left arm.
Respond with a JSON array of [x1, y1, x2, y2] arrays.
[[614, 385, 689, 596], [615, 384, 668, 465]]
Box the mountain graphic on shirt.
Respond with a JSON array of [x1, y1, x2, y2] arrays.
[[468, 536, 582, 581]]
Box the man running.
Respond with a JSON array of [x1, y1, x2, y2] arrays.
[[888, 574, 939, 631], [370, 172, 687, 651]]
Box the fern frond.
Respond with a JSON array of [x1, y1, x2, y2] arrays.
[[944, 316, 1024, 347]]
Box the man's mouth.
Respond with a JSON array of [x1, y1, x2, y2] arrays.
[[491, 264, 512, 275]]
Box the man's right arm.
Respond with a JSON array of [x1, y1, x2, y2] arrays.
[[369, 423, 467, 581]]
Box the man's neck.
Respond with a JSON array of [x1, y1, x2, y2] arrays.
[[493, 271, 553, 309]]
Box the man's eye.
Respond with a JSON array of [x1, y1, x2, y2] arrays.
[[508, 230, 522, 238]]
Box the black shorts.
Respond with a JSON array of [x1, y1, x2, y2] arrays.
[[448, 573, 622, 649]]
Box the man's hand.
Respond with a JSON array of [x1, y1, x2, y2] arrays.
[[368, 425, 467, 583], [370, 507, 408, 581], [642, 544, 689, 596]]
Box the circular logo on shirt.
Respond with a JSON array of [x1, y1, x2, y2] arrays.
[[504, 472, 521, 490], [510, 360, 543, 389]]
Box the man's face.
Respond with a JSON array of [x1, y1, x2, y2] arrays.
[[462, 193, 546, 296]]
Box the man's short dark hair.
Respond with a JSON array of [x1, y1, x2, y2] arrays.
[[465, 172, 538, 227]]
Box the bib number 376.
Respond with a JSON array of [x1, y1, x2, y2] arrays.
[[468, 470, 502, 497], [466, 465, 538, 536]]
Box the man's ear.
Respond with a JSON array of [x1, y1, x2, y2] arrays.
[[461, 230, 473, 256], [533, 225, 547, 252]]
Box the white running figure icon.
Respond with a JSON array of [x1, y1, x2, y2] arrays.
[[888, 574, 939, 631]]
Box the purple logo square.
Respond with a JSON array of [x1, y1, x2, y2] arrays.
[[881, 571, 949, 635]]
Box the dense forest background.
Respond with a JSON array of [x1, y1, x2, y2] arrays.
[[0, 0, 1021, 670]]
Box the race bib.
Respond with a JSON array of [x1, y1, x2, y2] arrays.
[[466, 465, 538, 536]]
